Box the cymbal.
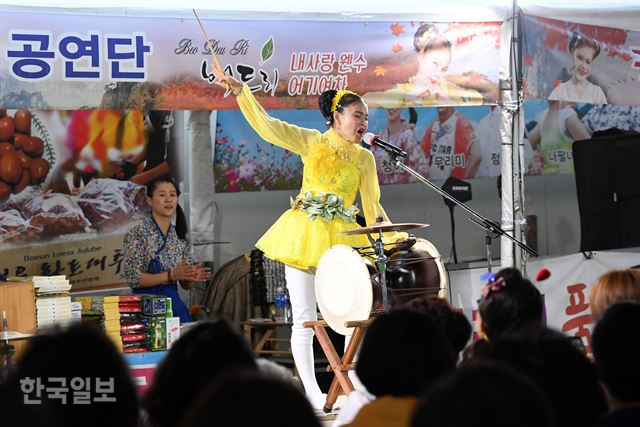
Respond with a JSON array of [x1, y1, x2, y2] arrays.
[[337, 221, 429, 236], [0, 330, 35, 341]]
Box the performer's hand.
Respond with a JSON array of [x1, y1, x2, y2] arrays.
[[384, 236, 416, 256], [211, 59, 242, 94]]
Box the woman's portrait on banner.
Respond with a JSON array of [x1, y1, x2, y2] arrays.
[[548, 33, 608, 105], [364, 23, 499, 108]]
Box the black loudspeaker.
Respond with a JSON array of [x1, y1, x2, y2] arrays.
[[573, 130, 640, 251], [441, 177, 472, 263], [441, 177, 472, 208]]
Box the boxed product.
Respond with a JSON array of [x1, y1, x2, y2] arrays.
[[165, 317, 180, 349], [119, 302, 142, 313], [143, 295, 167, 316], [165, 297, 173, 318], [145, 316, 166, 351]]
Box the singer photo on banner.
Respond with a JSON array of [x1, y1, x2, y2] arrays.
[[522, 14, 640, 106]]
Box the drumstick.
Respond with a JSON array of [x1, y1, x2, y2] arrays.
[[192, 8, 230, 90]]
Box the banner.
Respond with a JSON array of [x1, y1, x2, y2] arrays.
[[1, 235, 126, 290], [215, 98, 640, 191], [522, 14, 640, 106], [1, 10, 501, 110], [215, 103, 534, 192], [448, 250, 640, 353], [524, 100, 640, 175], [0, 108, 185, 290]]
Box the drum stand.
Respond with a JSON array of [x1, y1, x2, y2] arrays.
[[383, 151, 538, 271]]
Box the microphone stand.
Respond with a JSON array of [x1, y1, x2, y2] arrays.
[[447, 202, 459, 264], [385, 151, 538, 272]]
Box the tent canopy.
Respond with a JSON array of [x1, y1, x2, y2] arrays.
[[2, 1, 638, 29]]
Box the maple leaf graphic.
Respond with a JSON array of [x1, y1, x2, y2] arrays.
[[391, 23, 405, 36], [392, 44, 403, 53], [374, 66, 387, 77]]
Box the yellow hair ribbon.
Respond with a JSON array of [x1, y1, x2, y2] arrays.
[[330, 89, 357, 112]]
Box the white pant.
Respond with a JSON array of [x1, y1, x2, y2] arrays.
[[285, 266, 325, 406], [285, 265, 362, 409], [285, 265, 318, 346]]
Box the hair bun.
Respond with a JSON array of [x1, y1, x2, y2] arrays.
[[318, 90, 337, 120]]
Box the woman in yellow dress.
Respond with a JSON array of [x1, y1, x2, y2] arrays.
[[213, 64, 406, 408]]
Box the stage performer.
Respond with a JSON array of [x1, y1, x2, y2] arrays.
[[212, 64, 407, 409], [123, 175, 210, 323]]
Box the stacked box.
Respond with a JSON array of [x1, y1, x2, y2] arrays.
[[33, 276, 72, 329], [70, 301, 82, 322], [145, 315, 167, 351], [73, 296, 93, 310], [117, 296, 146, 353], [86, 295, 147, 353], [98, 297, 124, 352]]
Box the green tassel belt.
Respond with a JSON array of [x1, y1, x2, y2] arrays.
[[290, 192, 359, 223]]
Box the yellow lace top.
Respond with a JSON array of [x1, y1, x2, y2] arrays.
[[236, 85, 405, 270]]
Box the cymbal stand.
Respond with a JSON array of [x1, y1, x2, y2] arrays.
[[371, 216, 390, 312]]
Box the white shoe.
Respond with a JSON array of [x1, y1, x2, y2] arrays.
[[308, 392, 328, 411]]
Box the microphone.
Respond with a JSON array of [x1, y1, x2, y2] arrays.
[[362, 133, 407, 157]]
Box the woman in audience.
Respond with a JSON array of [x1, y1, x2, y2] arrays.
[[342, 309, 455, 427], [592, 302, 640, 426], [404, 295, 472, 359], [589, 268, 640, 322], [180, 369, 321, 427], [1, 324, 138, 427], [464, 328, 607, 427], [412, 363, 557, 427], [334, 297, 470, 427], [474, 267, 544, 343], [142, 320, 256, 427]]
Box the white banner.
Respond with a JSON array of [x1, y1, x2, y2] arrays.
[[448, 250, 640, 352]]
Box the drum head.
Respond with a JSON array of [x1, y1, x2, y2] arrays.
[[315, 245, 373, 336], [382, 238, 449, 306], [413, 238, 448, 300]]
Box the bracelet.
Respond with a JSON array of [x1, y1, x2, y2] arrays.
[[168, 269, 175, 283]]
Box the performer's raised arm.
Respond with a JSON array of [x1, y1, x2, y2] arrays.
[[213, 65, 319, 156]]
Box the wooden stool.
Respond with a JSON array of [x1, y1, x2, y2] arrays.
[[303, 318, 372, 413], [242, 320, 293, 357]]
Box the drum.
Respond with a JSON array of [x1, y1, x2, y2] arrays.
[[315, 245, 373, 336], [377, 238, 448, 309], [315, 239, 448, 335]]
